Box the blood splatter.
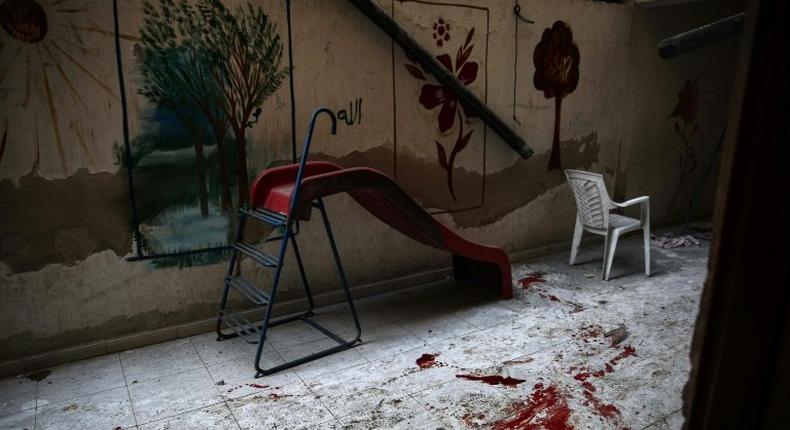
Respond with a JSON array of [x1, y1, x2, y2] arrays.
[[492, 384, 573, 430], [538, 293, 561, 302], [416, 353, 441, 369], [572, 344, 637, 382], [573, 369, 606, 381], [268, 393, 281, 400], [456, 374, 527, 388], [583, 389, 621, 419], [576, 325, 604, 343], [609, 345, 637, 366], [248, 383, 269, 389], [518, 272, 545, 289], [461, 412, 487, 426]]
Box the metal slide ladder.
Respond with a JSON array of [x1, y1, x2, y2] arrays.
[[215, 108, 362, 377]]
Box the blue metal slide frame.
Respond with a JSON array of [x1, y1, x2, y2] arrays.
[[215, 108, 362, 377]]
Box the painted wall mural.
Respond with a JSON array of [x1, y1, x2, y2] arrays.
[[0, 0, 736, 277], [125, 0, 287, 261], [665, 76, 701, 218], [393, 0, 488, 214], [0, 0, 124, 182], [406, 25, 478, 202], [533, 20, 580, 171]]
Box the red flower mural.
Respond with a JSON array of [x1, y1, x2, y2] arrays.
[[432, 18, 450, 47], [407, 24, 478, 201], [666, 77, 701, 217], [670, 77, 700, 126]]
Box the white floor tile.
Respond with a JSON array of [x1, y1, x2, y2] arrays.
[[0, 408, 35, 430], [137, 402, 239, 430], [278, 339, 368, 380], [190, 332, 273, 367], [37, 354, 125, 405], [354, 323, 426, 361], [207, 353, 309, 401], [335, 395, 441, 430], [128, 367, 222, 425], [35, 386, 134, 430], [121, 339, 204, 383], [229, 392, 335, 430], [0, 375, 36, 418]]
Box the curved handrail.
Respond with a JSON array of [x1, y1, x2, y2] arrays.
[[288, 107, 337, 221]]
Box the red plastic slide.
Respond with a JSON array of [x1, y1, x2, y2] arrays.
[[250, 161, 512, 299]]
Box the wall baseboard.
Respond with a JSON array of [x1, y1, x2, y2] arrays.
[[0, 266, 452, 378]]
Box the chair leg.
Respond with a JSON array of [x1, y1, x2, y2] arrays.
[[643, 225, 651, 277], [602, 230, 619, 281], [569, 219, 583, 265]]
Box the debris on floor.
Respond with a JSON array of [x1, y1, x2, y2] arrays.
[[605, 325, 629, 346], [652, 233, 701, 248]]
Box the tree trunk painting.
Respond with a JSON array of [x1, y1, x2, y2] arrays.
[[203, 0, 288, 207], [533, 21, 580, 171], [232, 127, 250, 207], [212, 127, 233, 212], [551, 96, 563, 170], [191, 125, 209, 216]]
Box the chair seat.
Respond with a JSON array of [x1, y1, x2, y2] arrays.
[[609, 214, 641, 231]]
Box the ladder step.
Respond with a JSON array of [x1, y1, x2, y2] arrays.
[[233, 242, 281, 268], [241, 207, 287, 227], [226, 276, 270, 306], [218, 310, 260, 344]]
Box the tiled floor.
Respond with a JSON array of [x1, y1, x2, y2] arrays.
[[0, 234, 707, 429]]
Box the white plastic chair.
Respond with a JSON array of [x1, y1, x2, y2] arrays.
[[564, 169, 650, 280]]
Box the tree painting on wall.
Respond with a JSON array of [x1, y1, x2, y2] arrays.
[[533, 21, 580, 171], [406, 22, 479, 202], [132, 0, 287, 262]]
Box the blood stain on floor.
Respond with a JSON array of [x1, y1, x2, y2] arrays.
[[492, 383, 573, 430], [518, 272, 546, 289], [455, 374, 527, 387], [416, 353, 442, 369]]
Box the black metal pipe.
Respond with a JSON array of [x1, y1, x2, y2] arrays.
[[659, 12, 745, 59]]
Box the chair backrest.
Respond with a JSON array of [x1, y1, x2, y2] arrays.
[[564, 169, 613, 230]]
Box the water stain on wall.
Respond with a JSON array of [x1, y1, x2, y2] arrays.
[[314, 132, 599, 229], [0, 170, 131, 273]]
